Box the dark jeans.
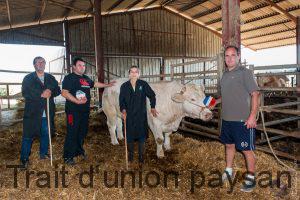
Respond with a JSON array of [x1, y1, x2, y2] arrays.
[[128, 140, 145, 163], [63, 112, 89, 161], [20, 117, 49, 161]]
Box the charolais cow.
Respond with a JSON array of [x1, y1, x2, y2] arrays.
[[102, 78, 213, 158], [257, 75, 289, 87]]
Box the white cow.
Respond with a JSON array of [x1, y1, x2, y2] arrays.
[[102, 78, 213, 158]]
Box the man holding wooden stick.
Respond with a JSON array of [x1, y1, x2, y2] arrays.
[[20, 56, 61, 169]]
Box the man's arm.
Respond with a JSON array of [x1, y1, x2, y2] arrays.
[[94, 81, 116, 88], [144, 82, 158, 117], [61, 89, 87, 104], [119, 85, 127, 118], [245, 91, 260, 129]]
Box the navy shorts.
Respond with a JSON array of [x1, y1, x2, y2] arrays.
[[220, 120, 256, 151]]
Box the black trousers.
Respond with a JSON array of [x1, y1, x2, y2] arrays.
[[128, 140, 145, 163], [63, 111, 89, 160]]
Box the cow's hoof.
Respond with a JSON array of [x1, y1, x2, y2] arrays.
[[164, 146, 171, 152], [156, 138, 164, 145], [111, 141, 119, 145], [117, 136, 124, 140], [157, 151, 165, 158]]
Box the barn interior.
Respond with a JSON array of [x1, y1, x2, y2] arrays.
[[0, 0, 299, 199]]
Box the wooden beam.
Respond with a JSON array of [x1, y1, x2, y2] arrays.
[[241, 0, 283, 14], [206, 2, 299, 26], [48, 0, 90, 15], [193, 0, 283, 20], [62, 0, 76, 18], [163, 7, 221, 37], [94, 0, 104, 101], [34, 0, 47, 23], [126, 0, 143, 10], [178, 0, 208, 12], [6, 0, 12, 28], [247, 36, 295, 46], [206, 12, 279, 26], [221, 19, 292, 33], [264, 0, 297, 24], [256, 146, 300, 161], [161, 0, 176, 6], [192, 5, 221, 19], [107, 0, 124, 13], [63, 20, 71, 73], [144, 0, 157, 8], [242, 28, 296, 41], [222, 0, 241, 50], [254, 42, 295, 50]]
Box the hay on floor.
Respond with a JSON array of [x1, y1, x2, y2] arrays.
[[0, 112, 298, 199]]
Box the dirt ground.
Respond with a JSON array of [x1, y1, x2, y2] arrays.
[[0, 112, 298, 200]]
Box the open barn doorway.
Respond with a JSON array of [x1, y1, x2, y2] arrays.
[[0, 44, 65, 125]]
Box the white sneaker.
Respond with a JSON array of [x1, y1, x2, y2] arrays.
[[222, 170, 233, 183]]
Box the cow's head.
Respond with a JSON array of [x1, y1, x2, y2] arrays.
[[171, 84, 212, 121]]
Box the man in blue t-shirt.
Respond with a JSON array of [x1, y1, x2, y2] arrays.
[[61, 57, 114, 165]]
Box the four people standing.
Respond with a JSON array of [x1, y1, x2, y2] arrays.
[[20, 50, 260, 193]]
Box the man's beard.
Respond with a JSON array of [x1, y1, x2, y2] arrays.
[[35, 66, 45, 73]]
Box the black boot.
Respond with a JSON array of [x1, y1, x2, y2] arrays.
[[128, 142, 134, 162], [20, 159, 29, 170], [138, 141, 145, 164]]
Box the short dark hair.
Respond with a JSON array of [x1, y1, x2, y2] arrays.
[[33, 56, 45, 65], [72, 57, 85, 66], [128, 65, 139, 73], [225, 45, 240, 55]]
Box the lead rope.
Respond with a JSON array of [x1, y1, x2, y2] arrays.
[[257, 109, 297, 172]]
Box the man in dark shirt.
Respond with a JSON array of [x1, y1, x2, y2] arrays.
[[20, 56, 61, 169], [119, 66, 158, 168], [61, 57, 114, 165]]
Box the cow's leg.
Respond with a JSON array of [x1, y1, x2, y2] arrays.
[[153, 128, 165, 158], [148, 118, 165, 158], [107, 119, 119, 145], [116, 117, 124, 140], [164, 132, 172, 151], [155, 135, 165, 158]]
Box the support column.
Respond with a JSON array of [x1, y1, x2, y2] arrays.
[[296, 17, 300, 128], [221, 0, 241, 51], [94, 0, 104, 102], [63, 20, 71, 73]]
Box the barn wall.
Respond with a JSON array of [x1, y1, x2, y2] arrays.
[[69, 8, 222, 58], [68, 8, 221, 82], [0, 22, 64, 46]]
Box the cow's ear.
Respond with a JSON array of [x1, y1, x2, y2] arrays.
[[171, 93, 185, 103]]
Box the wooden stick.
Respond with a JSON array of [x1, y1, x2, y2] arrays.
[[123, 114, 129, 170], [46, 98, 53, 166]]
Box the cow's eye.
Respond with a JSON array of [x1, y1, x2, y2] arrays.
[[191, 98, 196, 101]]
